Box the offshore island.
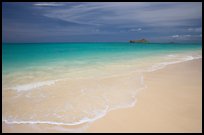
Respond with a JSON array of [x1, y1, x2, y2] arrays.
[[129, 39, 148, 43]]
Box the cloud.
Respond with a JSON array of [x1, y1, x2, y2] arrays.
[[94, 29, 100, 32], [172, 35, 179, 38], [41, 2, 202, 27], [134, 3, 202, 26], [171, 34, 201, 39], [130, 28, 142, 32], [187, 27, 202, 32], [172, 34, 191, 38], [34, 2, 64, 7]]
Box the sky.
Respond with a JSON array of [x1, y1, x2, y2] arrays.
[[2, 2, 202, 43]]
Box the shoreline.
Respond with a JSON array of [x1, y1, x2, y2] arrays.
[[86, 58, 202, 133]]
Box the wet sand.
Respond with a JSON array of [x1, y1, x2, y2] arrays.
[[86, 59, 202, 133]]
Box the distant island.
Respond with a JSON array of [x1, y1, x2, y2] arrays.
[[168, 42, 175, 44], [129, 39, 148, 43]]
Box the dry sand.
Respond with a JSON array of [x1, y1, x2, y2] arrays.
[[86, 59, 202, 133]]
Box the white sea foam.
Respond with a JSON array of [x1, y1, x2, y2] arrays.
[[148, 55, 201, 72], [2, 105, 109, 126], [3, 119, 89, 126], [167, 54, 177, 58], [109, 85, 147, 112], [10, 80, 61, 92]]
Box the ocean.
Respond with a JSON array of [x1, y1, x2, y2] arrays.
[[2, 42, 202, 132]]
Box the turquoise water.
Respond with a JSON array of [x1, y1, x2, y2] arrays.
[[2, 42, 202, 73]]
